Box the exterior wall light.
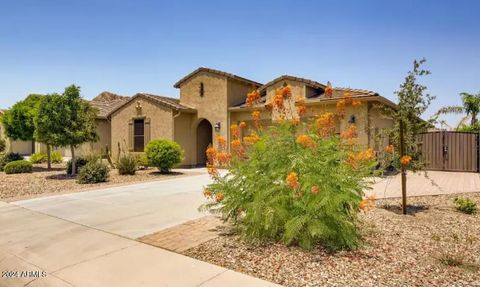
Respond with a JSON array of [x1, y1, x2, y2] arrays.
[[348, 115, 356, 124], [214, 122, 221, 132]]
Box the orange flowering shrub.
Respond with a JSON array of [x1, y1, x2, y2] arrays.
[[251, 111, 261, 127], [385, 144, 394, 154], [400, 155, 412, 166], [341, 124, 358, 140], [243, 133, 260, 144], [324, 84, 333, 98], [359, 195, 376, 212], [352, 100, 362, 107], [347, 148, 375, 169], [246, 90, 261, 107], [201, 84, 377, 251], [336, 99, 347, 117], [216, 135, 227, 149], [286, 171, 299, 189], [315, 112, 336, 137], [230, 124, 240, 139], [295, 97, 307, 116], [296, 134, 315, 148]]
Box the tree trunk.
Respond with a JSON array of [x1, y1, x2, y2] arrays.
[[471, 114, 477, 126], [399, 120, 407, 215], [70, 145, 76, 176], [47, 144, 51, 170]]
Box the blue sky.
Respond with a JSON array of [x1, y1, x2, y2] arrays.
[[1, 0, 479, 126]]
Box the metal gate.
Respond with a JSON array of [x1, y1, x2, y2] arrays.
[[419, 131, 479, 172]]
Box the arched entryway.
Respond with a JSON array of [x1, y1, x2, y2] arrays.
[[196, 119, 213, 167]]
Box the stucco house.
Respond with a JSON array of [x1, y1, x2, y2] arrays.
[[1, 67, 396, 166]]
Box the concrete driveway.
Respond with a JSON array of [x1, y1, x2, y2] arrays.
[[11, 170, 480, 241], [12, 171, 214, 239], [1, 170, 280, 287]]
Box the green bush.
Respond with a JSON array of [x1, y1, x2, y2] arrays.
[[0, 138, 5, 153], [66, 157, 89, 175], [0, 152, 24, 171], [145, 139, 183, 173], [4, 160, 33, 174], [30, 152, 48, 163], [136, 153, 149, 169], [77, 161, 110, 184], [454, 197, 477, 214], [202, 121, 377, 251], [51, 151, 63, 163], [117, 153, 138, 175], [30, 151, 63, 164], [3, 152, 23, 162]]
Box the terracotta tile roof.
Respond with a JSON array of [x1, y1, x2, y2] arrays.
[[332, 87, 378, 97], [134, 93, 191, 110], [233, 85, 383, 109], [90, 92, 191, 119], [174, 67, 262, 88], [259, 75, 326, 91], [90, 92, 130, 119]]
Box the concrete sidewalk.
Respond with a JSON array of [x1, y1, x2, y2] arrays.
[[368, 170, 480, 198], [0, 201, 280, 287]]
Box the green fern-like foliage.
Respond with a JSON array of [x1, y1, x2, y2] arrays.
[[201, 122, 376, 251]]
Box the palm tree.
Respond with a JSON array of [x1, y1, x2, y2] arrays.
[[436, 92, 480, 126]]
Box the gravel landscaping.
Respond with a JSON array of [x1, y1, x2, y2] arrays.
[[0, 163, 199, 201], [185, 193, 480, 287]]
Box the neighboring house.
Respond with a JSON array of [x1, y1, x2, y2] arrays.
[[0, 109, 34, 155], [1, 67, 396, 166]]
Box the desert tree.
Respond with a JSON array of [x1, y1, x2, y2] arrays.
[[379, 59, 435, 214], [35, 85, 98, 175]]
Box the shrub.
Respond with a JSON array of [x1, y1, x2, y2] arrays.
[[145, 139, 183, 173], [201, 86, 377, 251], [77, 161, 110, 184], [454, 197, 477, 214], [30, 152, 48, 163], [0, 138, 5, 153], [117, 153, 137, 175], [136, 153, 149, 169], [51, 151, 63, 163], [66, 156, 89, 175], [3, 152, 23, 162], [4, 160, 33, 174], [0, 152, 24, 171]]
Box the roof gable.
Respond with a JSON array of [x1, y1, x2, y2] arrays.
[[107, 93, 193, 118], [259, 75, 326, 91], [174, 67, 262, 88], [90, 92, 193, 119]]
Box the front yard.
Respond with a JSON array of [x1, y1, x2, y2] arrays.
[[0, 163, 199, 202], [185, 193, 480, 287]]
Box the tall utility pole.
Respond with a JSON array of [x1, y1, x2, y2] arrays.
[[399, 120, 407, 215]]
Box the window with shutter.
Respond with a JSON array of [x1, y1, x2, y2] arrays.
[[133, 119, 145, 152]]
